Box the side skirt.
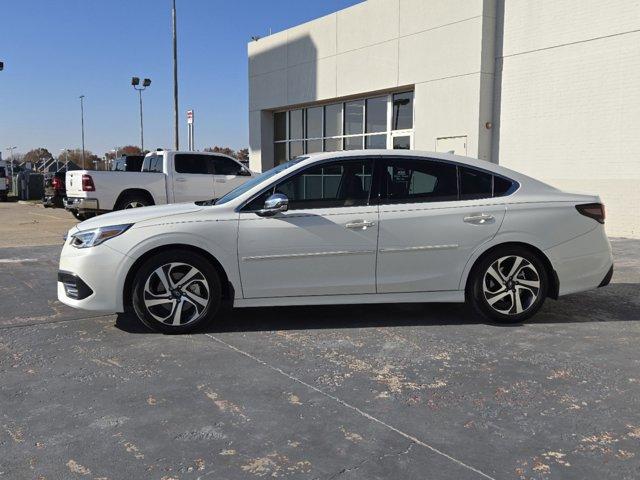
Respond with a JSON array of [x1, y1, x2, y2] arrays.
[[234, 290, 465, 308]]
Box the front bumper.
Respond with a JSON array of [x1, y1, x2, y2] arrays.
[[65, 197, 99, 211], [43, 194, 64, 208], [57, 239, 133, 313]]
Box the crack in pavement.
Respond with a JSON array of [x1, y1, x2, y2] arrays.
[[204, 333, 497, 480], [323, 442, 416, 480]]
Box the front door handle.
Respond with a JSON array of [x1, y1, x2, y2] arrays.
[[345, 220, 376, 229], [175, 177, 187, 183], [464, 213, 494, 225]]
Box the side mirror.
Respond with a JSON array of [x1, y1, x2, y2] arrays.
[[257, 193, 288, 217], [238, 168, 252, 177]]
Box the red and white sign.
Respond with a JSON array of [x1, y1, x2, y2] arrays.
[[187, 109, 194, 124]]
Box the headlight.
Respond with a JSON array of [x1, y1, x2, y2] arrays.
[[70, 224, 132, 248]]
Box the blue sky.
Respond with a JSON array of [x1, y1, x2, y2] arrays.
[[0, 0, 361, 158]]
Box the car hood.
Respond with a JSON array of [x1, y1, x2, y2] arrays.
[[74, 202, 204, 231]]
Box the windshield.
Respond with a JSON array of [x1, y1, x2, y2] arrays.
[[215, 157, 307, 205]]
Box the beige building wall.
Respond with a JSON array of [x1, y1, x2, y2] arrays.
[[496, 0, 640, 238], [248, 0, 497, 171]]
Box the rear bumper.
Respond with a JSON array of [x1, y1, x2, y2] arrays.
[[544, 226, 614, 296], [65, 196, 99, 211]]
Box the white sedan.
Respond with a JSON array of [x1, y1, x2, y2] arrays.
[[58, 150, 613, 333]]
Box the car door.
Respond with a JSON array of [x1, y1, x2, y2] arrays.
[[211, 155, 252, 197], [171, 153, 216, 203], [238, 157, 378, 298], [376, 157, 507, 293]]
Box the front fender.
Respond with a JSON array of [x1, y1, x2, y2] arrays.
[[108, 220, 241, 309]]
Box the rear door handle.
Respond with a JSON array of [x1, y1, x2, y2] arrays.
[[175, 177, 187, 183], [345, 220, 376, 229], [464, 213, 494, 225]]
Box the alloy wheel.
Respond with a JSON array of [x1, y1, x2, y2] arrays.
[[143, 262, 210, 326], [124, 201, 145, 209], [482, 255, 541, 315]]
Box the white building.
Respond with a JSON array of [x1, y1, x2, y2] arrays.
[[248, 0, 639, 238]]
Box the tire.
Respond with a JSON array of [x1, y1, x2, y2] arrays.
[[467, 246, 548, 324], [131, 250, 222, 334], [115, 194, 151, 210], [72, 211, 95, 221]]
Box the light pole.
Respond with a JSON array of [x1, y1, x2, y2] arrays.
[[6, 146, 17, 177], [131, 77, 151, 151], [172, 0, 179, 150], [79, 95, 86, 168]]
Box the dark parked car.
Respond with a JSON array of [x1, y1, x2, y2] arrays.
[[111, 155, 144, 172], [43, 171, 66, 208]]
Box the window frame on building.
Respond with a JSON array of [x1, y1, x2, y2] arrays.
[[273, 90, 414, 165]]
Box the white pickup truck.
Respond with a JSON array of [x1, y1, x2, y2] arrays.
[[65, 150, 253, 219]]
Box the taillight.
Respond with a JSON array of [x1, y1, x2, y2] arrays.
[[576, 203, 605, 224], [82, 174, 95, 192], [52, 177, 62, 190]]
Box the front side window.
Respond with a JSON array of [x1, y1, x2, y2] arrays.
[[382, 159, 457, 204], [213, 156, 242, 175], [245, 158, 374, 211], [174, 154, 213, 174]]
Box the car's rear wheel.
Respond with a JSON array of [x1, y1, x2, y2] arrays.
[[132, 250, 221, 334], [468, 246, 548, 323]]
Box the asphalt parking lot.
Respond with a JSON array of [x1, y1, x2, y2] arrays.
[[0, 202, 639, 479]]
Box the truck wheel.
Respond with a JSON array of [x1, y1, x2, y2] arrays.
[[116, 194, 150, 210], [131, 250, 222, 334], [72, 211, 95, 221]]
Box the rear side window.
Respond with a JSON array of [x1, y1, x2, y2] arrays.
[[175, 154, 213, 174], [213, 156, 242, 175], [382, 159, 457, 204], [493, 176, 513, 196], [142, 155, 163, 173], [460, 167, 492, 200]]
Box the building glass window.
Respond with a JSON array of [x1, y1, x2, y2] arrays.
[[273, 90, 414, 160], [366, 96, 387, 133], [345, 136, 364, 150], [345, 100, 364, 135], [289, 109, 303, 140], [306, 106, 323, 139], [392, 91, 413, 131], [366, 134, 386, 149], [324, 103, 342, 137], [274, 112, 287, 141]]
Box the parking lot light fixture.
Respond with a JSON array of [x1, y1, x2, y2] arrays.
[[5, 146, 17, 177], [131, 77, 151, 151]]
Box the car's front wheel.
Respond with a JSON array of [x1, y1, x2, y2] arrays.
[[468, 246, 548, 323], [132, 250, 221, 333]]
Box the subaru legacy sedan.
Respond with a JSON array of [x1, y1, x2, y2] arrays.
[[58, 151, 613, 333]]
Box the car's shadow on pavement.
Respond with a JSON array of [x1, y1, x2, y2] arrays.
[[114, 282, 639, 334]]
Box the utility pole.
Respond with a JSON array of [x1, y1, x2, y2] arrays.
[[79, 95, 86, 168], [172, 0, 179, 150]]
